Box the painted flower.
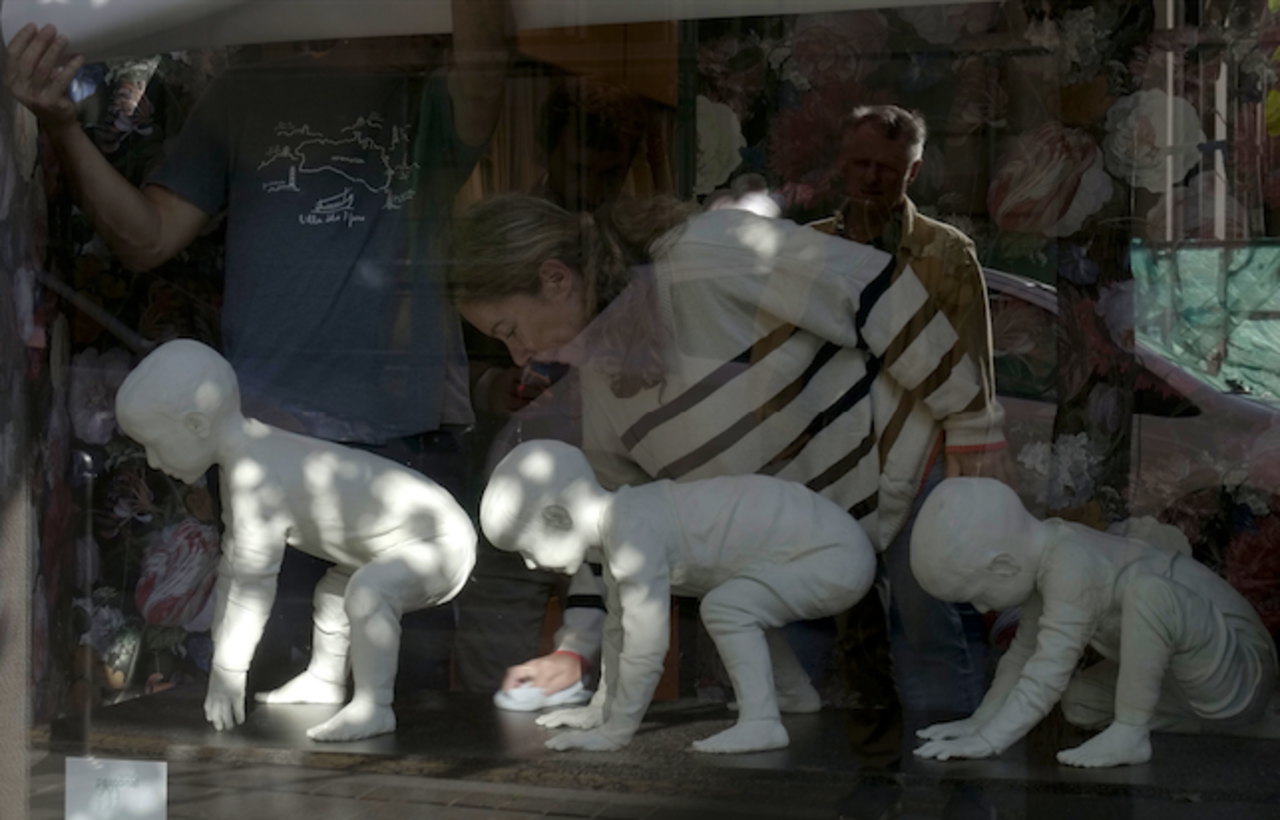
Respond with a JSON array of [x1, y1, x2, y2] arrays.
[[76, 598, 126, 657], [68, 347, 132, 445], [1142, 173, 1251, 243], [988, 122, 1113, 237], [1086, 383, 1126, 435], [789, 11, 889, 89], [896, 3, 1002, 46], [1058, 243, 1100, 286], [1103, 89, 1206, 192], [140, 281, 194, 343], [696, 96, 746, 195], [96, 464, 157, 540], [697, 34, 769, 120], [135, 518, 221, 629], [950, 57, 1008, 134], [1045, 432, 1105, 509], [1095, 280, 1135, 353]]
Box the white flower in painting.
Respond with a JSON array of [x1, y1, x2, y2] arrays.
[[76, 599, 126, 657], [1096, 279, 1135, 352], [1103, 89, 1206, 192], [69, 347, 133, 445], [696, 96, 746, 195], [1045, 432, 1104, 509], [1017, 441, 1051, 476]]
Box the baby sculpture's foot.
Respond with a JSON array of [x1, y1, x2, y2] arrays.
[[306, 699, 396, 742], [1056, 721, 1152, 768], [255, 670, 346, 705], [691, 718, 789, 754]]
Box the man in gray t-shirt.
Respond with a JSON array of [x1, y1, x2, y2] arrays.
[[5, 2, 508, 451]]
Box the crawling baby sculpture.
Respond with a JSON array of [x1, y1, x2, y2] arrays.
[[910, 477, 1278, 768], [115, 339, 477, 742], [480, 439, 876, 754]]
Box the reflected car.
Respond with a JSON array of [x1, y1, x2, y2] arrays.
[[985, 268, 1280, 521]]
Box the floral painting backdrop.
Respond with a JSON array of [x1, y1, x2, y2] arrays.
[[24, 48, 233, 724], [697, 0, 1280, 637]]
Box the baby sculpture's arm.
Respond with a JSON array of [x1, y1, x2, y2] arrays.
[[917, 594, 1044, 748], [917, 543, 1101, 759], [204, 515, 287, 731], [546, 522, 671, 751]]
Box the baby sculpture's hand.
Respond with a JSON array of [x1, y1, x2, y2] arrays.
[[545, 728, 624, 752], [204, 665, 248, 731], [913, 732, 997, 761], [536, 701, 604, 729], [916, 717, 984, 742]]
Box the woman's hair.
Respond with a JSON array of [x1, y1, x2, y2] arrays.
[[447, 193, 698, 317]]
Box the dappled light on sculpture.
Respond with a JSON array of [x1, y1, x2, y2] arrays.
[[910, 477, 1279, 768], [115, 339, 476, 741], [480, 439, 877, 754]]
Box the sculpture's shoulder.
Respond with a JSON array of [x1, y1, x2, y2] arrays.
[[604, 485, 677, 571]]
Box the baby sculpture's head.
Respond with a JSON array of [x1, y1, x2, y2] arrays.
[[911, 477, 1040, 613], [480, 440, 606, 575], [115, 339, 240, 485]]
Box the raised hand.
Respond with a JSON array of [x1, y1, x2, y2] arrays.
[[3, 24, 85, 132]]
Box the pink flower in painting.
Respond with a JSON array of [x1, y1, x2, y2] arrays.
[[1103, 89, 1206, 193], [68, 347, 132, 444], [790, 11, 890, 89], [988, 122, 1113, 237], [135, 519, 221, 629]]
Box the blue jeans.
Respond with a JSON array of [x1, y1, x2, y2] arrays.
[[881, 462, 987, 715]]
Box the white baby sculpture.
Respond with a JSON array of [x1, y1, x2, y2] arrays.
[[910, 477, 1278, 768], [115, 339, 477, 742], [479, 439, 877, 754]]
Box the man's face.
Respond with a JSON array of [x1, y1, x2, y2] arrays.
[[545, 121, 635, 211], [841, 124, 921, 216]]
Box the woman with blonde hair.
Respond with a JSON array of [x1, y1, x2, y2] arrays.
[[448, 191, 1006, 731]]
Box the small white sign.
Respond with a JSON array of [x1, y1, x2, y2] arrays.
[[66, 757, 167, 820]]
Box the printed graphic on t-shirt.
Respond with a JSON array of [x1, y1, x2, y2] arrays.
[[258, 112, 418, 227]]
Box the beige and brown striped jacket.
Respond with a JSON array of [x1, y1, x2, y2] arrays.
[[573, 208, 1005, 550]]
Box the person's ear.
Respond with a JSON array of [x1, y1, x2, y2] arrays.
[[541, 504, 574, 532], [988, 552, 1021, 577], [905, 157, 922, 187], [538, 259, 577, 299], [184, 412, 212, 439]]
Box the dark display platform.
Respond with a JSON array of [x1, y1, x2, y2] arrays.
[[44, 686, 1280, 818]]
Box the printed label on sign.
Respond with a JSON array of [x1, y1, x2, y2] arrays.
[[66, 757, 166, 820]]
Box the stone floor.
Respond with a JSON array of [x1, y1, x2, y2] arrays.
[[27, 686, 1280, 819]]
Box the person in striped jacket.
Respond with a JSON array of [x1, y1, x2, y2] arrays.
[[447, 192, 1007, 734]]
